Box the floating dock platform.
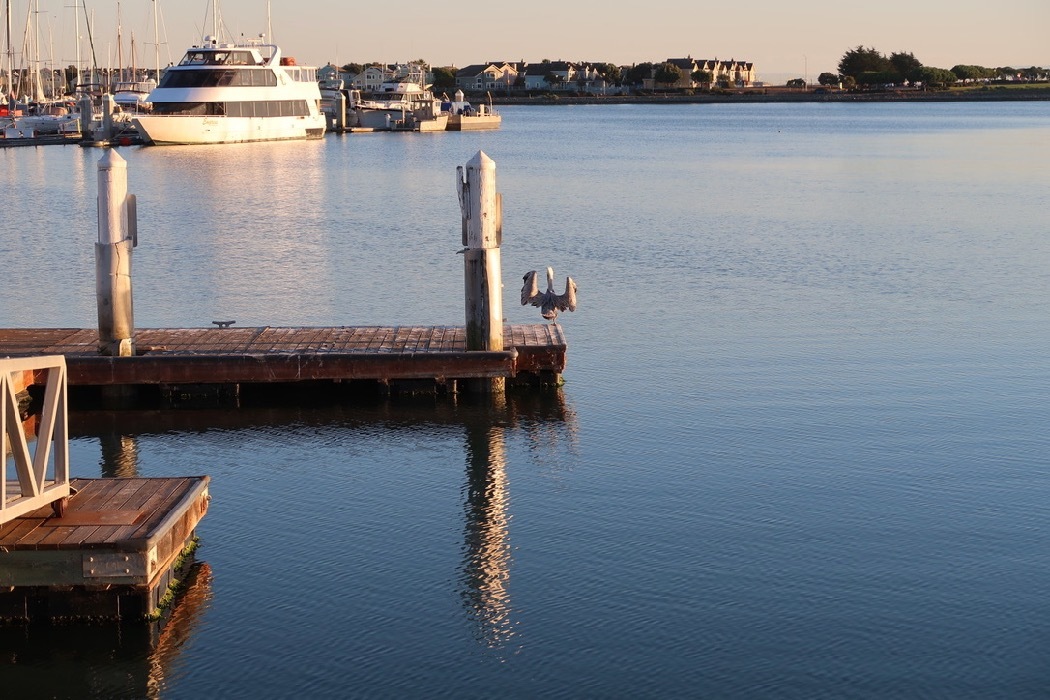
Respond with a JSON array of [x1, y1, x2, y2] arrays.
[[0, 476, 210, 621], [0, 324, 567, 403]]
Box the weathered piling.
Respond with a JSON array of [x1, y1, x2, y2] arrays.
[[79, 94, 94, 136], [334, 91, 347, 131], [95, 150, 137, 357], [458, 151, 504, 393]]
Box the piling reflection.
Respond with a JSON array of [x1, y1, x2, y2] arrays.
[[0, 561, 213, 699], [457, 389, 579, 652], [460, 393, 515, 648], [99, 433, 140, 478], [69, 389, 580, 660]]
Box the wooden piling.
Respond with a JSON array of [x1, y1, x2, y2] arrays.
[[458, 151, 505, 394], [95, 150, 136, 358]]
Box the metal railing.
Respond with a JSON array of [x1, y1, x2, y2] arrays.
[[2, 355, 71, 523]]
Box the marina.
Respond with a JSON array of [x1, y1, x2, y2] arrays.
[[2, 101, 1049, 697]]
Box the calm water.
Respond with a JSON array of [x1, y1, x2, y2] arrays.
[[3, 102, 1050, 698]]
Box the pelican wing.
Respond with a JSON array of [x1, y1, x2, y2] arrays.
[[554, 277, 577, 313], [521, 270, 540, 306]]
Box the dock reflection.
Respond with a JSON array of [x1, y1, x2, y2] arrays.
[[70, 390, 579, 659], [0, 560, 213, 699]]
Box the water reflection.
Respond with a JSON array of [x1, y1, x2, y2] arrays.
[[0, 560, 212, 699], [99, 433, 140, 478], [460, 393, 515, 649], [67, 391, 580, 664], [457, 389, 579, 653]]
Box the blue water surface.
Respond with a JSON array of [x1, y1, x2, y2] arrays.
[[2, 101, 1050, 698]]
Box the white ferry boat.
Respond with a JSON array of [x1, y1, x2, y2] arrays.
[[133, 36, 326, 145]]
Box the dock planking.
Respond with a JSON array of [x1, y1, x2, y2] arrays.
[[0, 476, 210, 621], [0, 324, 568, 390]]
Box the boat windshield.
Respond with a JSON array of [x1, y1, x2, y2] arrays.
[[180, 50, 260, 67]]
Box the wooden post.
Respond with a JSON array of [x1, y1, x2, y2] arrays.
[[458, 151, 504, 393], [100, 93, 115, 141], [335, 91, 346, 131], [79, 94, 94, 137], [96, 150, 136, 357]]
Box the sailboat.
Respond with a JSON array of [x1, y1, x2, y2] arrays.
[[113, 33, 156, 111]]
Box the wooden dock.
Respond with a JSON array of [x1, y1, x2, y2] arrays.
[[0, 476, 210, 621], [0, 324, 567, 400]]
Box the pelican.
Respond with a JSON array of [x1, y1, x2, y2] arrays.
[[521, 267, 577, 322]]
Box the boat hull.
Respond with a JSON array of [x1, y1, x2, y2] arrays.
[[132, 114, 326, 145]]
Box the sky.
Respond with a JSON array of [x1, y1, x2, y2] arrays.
[[4, 0, 1047, 83]]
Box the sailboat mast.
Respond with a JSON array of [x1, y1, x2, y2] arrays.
[[47, 15, 55, 96], [82, 0, 97, 83], [3, 0, 12, 102], [116, 0, 122, 83], [152, 0, 158, 80], [72, 0, 80, 89], [32, 0, 42, 100]]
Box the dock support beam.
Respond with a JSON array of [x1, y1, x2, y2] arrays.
[[95, 150, 137, 357], [458, 151, 504, 394]]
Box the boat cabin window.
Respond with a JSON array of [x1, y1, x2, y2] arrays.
[[152, 100, 311, 117], [158, 68, 278, 88]]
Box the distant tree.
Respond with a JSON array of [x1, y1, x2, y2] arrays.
[[599, 63, 622, 84], [817, 72, 839, 86], [625, 62, 654, 86], [430, 66, 457, 89], [889, 51, 923, 83], [1020, 66, 1044, 81], [786, 78, 806, 88], [951, 64, 992, 82], [544, 72, 563, 89], [841, 75, 857, 90], [855, 71, 899, 87], [691, 69, 713, 88], [917, 66, 957, 89], [994, 66, 1016, 80], [654, 62, 682, 87], [64, 65, 78, 88], [340, 63, 363, 75], [838, 46, 891, 81]]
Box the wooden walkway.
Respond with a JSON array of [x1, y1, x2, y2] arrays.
[[0, 476, 210, 621], [0, 324, 567, 387]]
